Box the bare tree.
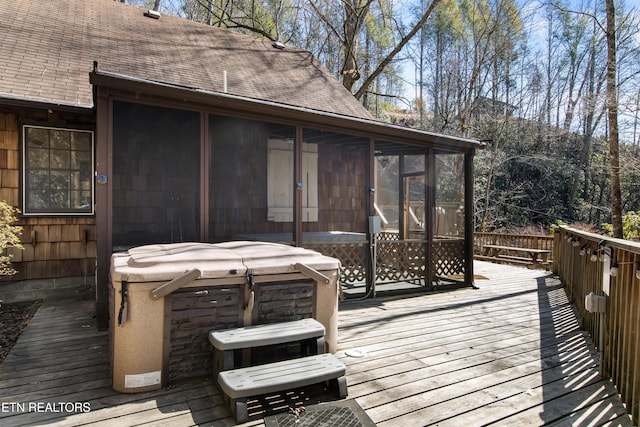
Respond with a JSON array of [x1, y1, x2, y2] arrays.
[[606, 0, 622, 237], [308, 0, 442, 99], [353, 0, 442, 100]]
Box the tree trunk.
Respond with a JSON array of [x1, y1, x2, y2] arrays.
[[606, 0, 623, 238], [568, 28, 596, 218], [433, 28, 441, 129], [340, 0, 366, 92], [546, 9, 553, 126], [479, 140, 500, 232]]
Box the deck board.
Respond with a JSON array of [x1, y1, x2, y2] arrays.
[[0, 262, 633, 426]]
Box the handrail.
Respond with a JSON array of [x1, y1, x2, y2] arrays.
[[149, 269, 201, 300], [556, 224, 640, 255], [294, 262, 330, 285], [554, 225, 640, 424]]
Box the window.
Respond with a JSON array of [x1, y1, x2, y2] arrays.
[[267, 138, 318, 222], [22, 125, 94, 215]]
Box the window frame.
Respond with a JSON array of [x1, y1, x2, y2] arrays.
[[21, 124, 95, 216]]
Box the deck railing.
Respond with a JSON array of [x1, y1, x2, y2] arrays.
[[474, 232, 554, 259], [554, 225, 640, 425]]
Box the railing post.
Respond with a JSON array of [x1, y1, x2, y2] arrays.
[[552, 228, 560, 275]]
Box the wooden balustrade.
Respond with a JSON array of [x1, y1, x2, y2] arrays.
[[474, 232, 554, 253], [554, 225, 640, 425], [474, 232, 554, 268]]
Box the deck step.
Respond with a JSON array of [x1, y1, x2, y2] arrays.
[[218, 353, 346, 398], [208, 317, 325, 350], [218, 353, 347, 422], [209, 318, 326, 373]]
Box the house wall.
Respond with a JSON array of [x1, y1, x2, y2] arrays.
[[0, 107, 96, 302], [208, 116, 277, 239], [0, 104, 370, 303], [315, 144, 369, 233]]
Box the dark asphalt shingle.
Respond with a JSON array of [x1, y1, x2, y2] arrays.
[[0, 0, 372, 120]]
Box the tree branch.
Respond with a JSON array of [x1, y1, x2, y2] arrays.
[[543, 1, 606, 34], [354, 0, 442, 100]]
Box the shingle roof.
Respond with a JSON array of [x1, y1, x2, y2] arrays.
[[0, 0, 372, 120]]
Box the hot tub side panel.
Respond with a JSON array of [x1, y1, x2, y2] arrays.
[[110, 279, 166, 393], [168, 284, 245, 383], [314, 270, 339, 354]]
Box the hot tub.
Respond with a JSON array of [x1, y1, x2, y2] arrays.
[[109, 241, 341, 393]]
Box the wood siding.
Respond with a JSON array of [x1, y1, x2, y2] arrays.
[[315, 144, 368, 233], [111, 102, 201, 248], [208, 117, 277, 240], [0, 108, 96, 284]]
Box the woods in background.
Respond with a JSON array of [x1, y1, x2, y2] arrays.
[[130, 0, 640, 233]]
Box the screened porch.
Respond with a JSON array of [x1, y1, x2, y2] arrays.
[[92, 70, 478, 326]]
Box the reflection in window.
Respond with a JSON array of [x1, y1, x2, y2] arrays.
[[23, 126, 94, 215]]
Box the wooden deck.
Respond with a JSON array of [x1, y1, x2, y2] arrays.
[[0, 262, 633, 426]]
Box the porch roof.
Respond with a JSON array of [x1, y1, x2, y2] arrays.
[[91, 69, 482, 153]]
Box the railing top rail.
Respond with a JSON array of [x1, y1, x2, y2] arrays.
[[475, 232, 553, 239], [558, 225, 640, 255]]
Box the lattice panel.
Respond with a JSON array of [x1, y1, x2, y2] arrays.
[[376, 240, 426, 283], [433, 239, 465, 276], [306, 236, 465, 285], [305, 242, 368, 284], [378, 231, 400, 241]]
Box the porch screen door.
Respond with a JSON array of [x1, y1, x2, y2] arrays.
[[112, 101, 200, 249], [403, 174, 426, 240]]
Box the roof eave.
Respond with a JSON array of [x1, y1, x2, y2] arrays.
[[89, 70, 483, 151], [0, 93, 93, 114]]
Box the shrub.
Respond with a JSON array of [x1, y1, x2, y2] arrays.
[[601, 211, 640, 241], [0, 201, 23, 276]]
